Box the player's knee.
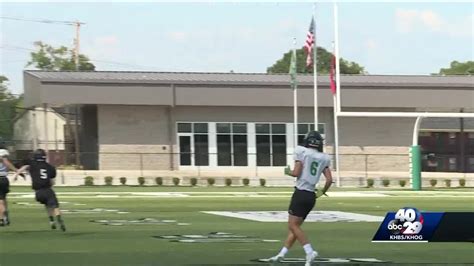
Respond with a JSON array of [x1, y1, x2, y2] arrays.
[[288, 221, 300, 231]]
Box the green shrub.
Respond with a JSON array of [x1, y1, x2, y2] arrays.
[[367, 178, 374, 188], [172, 177, 180, 186], [459, 178, 466, 187], [138, 176, 146, 186], [430, 179, 437, 187], [104, 176, 113, 186], [399, 180, 406, 187], [207, 178, 215, 186], [119, 177, 127, 185], [155, 177, 163, 186], [84, 176, 94, 186], [259, 178, 266, 187], [242, 178, 250, 186], [382, 179, 390, 187], [444, 179, 451, 188], [190, 178, 198, 186], [225, 178, 232, 187]]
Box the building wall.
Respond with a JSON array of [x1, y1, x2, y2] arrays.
[[96, 105, 417, 172], [335, 116, 415, 172], [97, 105, 172, 170], [14, 108, 66, 151]]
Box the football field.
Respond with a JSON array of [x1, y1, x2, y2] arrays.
[[0, 186, 473, 266]]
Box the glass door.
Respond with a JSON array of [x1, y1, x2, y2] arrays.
[[178, 134, 193, 166]]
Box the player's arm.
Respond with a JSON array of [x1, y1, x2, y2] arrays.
[[2, 157, 18, 172], [49, 165, 57, 186], [284, 161, 303, 177], [317, 167, 333, 198], [14, 165, 29, 181]]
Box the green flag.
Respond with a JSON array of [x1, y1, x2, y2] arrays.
[[289, 48, 297, 88]]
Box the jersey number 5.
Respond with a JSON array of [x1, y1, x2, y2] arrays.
[[310, 161, 319, 176], [40, 169, 48, 179]]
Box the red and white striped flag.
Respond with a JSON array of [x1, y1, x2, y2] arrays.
[[304, 17, 315, 68]]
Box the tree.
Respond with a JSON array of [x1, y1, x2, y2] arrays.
[[267, 46, 365, 74], [439, 61, 474, 75], [0, 76, 22, 141], [0, 76, 14, 101], [27, 41, 95, 71]]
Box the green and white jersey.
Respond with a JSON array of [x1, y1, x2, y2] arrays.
[[294, 145, 330, 192], [0, 149, 10, 177]]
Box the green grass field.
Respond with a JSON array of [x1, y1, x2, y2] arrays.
[[0, 186, 473, 266]]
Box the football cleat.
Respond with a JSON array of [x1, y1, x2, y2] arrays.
[[59, 221, 66, 232], [50, 222, 57, 230], [305, 251, 319, 266], [268, 254, 284, 263]]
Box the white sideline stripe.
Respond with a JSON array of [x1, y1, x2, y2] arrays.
[[9, 190, 474, 195], [7, 191, 474, 199], [202, 211, 384, 222]]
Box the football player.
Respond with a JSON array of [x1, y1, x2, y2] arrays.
[[15, 149, 66, 231], [269, 131, 333, 266], [0, 137, 18, 226]]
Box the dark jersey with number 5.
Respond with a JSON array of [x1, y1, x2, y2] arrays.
[[23, 160, 57, 190]]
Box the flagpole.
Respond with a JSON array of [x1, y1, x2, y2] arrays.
[[313, 3, 318, 129], [292, 37, 298, 150], [333, 2, 342, 186], [334, 1, 341, 113], [332, 41, 341, 187]]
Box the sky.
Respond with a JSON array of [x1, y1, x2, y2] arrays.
[[1, 1, 473, 95]]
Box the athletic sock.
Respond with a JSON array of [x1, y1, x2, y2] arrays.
[[303, 243, 314, 255], [56, 215, 63, 223], [278, 247, 289, 257], [49, 216, 54, 223], [3, 211, 9, 224]]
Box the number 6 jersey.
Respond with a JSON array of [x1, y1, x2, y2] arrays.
[[294, 145, 331, 192]]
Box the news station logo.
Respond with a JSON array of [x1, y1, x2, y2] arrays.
[[373, 207, 473, 243], [373, 207, 432, 242], [387, 207, 424, 240]]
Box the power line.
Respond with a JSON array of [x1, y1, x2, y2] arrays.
[[0, 16, 84, 26], [0, 45, 35, 52]]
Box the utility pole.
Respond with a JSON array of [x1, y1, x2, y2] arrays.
[[73, 21, 84, 168]]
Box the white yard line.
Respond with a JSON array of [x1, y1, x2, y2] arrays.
[[7, 190, 474, 199]]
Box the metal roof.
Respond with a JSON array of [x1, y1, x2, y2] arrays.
[[25, 70, 474, 88]]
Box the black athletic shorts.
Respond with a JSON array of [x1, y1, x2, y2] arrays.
[[35, 188, 59, 208], [288, 188, 316, 219], [0, 178, 10, 200]]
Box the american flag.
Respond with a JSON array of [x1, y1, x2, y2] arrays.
[[304, 17, 315, 68]]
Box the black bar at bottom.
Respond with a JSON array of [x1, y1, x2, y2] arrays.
[[430, 212, 474, 242]]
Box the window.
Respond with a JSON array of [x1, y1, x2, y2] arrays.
[[216, 123, 248, 166], [467, 133, 474, 153], [177, 123, 192, 133], [297, 123, 325, 146], [179, 135, 191, 166], [256, 123, 286, 166], [468, 157, 474, 172], [448, 132, 457, 145], [194, 123, 208, 133], [177, 122, 209, 166], [448, 157, 457, 171], [194, 134, 209, 166]]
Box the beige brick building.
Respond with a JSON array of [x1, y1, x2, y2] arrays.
[[23, 71, 474, 176]]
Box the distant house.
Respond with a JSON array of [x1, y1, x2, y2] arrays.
[[13, 107, 67, 163]]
